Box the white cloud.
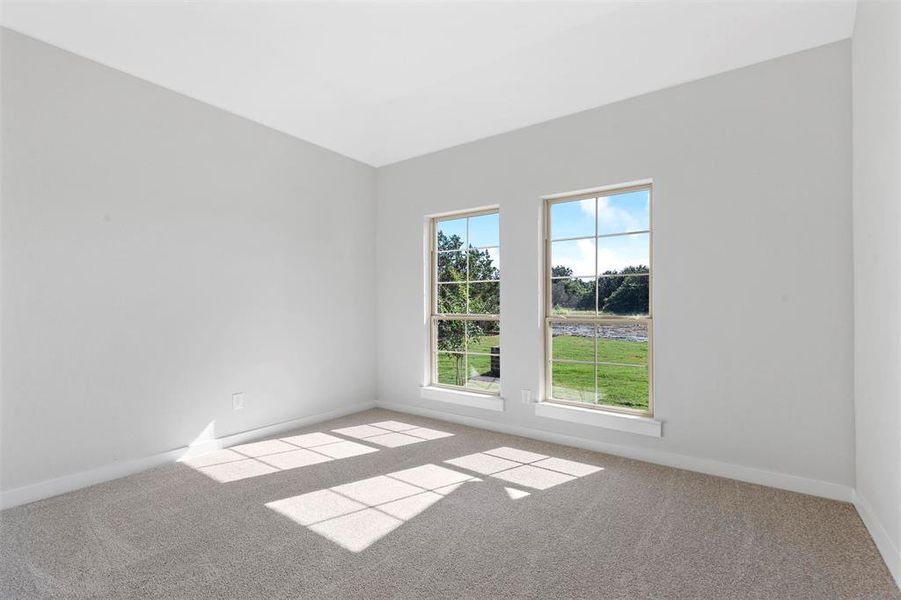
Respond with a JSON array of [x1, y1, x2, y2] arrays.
[[553, 238, 595, 276], [598, 196, 643, 233], [578, 198, 594, 217], [553, 235, 648, 275], [597, 247, 644, 272], [598, 233, 649, 272], [575, 195, 647, 235], [554, 195, 649, 274]]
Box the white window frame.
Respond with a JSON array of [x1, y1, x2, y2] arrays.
[[543, 182, 654, 416], [429, 208, 501, 396]]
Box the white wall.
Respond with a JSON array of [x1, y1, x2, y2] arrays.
[[852, 0, 901, 584], [0, 30, 376, 493], [376, 42, 854, 492]]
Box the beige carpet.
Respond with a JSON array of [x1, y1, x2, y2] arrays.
[[1, 408, 898, 599]]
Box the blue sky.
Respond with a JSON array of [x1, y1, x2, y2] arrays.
[[435, 190, 648, 276], [437, 212, 499, 249], [550, 190, 649, 276], [551, 189, 649, 239]]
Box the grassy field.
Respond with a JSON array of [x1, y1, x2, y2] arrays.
[[551, 332, 646, 364], [436, 336, 500, 393], [437, 333, 648, 410], [551, 334, 648, 410]]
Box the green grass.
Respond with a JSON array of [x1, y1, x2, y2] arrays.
[[597, 364, 648, 409], [551, 307, 650, 318], [552, 361, 648, 410], [467, 333, 499, 354], [437, 333, 648, 410], [551, 308, 597, 317], [437, 337, 499, 393], [551, 333, 646, 365], [551, 334, 649, 410], [552, 362, 595, 402], [551, 332, 594, 362]]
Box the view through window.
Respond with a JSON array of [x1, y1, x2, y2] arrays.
[[545, 184, 652, 414], [431, 210, 500, 394]]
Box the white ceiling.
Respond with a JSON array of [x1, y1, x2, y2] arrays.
[[1, 1, 857, 166]]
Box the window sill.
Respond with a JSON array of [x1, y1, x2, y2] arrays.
[[420, 386, 505, 412], [535, 401, 662, 438]]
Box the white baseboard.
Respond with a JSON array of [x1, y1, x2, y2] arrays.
[[0, 401, 376, 510], [5, 397, 893, 587], [376, 400, 853, 502], [853, 490, 901, 588]]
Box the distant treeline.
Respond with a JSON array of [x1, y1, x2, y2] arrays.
[[551, 265, 649, 315], [437, 231, 648, 316]]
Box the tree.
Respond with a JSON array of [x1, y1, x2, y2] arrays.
[[602, 266, 649, 315], [550, 263, 649, 315], [550, 265, 594, 312], [598, 271, 624, 307], [436, 231, 499, 384], [436, 320, 466, 385], [551, 277, 593, 312]]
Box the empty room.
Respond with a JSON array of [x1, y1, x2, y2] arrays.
[[1, 1, 899, 598]]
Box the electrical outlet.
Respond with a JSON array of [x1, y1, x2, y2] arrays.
[[232, 392, 244, 411], [521, 389, 532, 405]]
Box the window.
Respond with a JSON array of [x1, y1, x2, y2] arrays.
[[430, 210, 500, 395], [545, 184, 652, 415]]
